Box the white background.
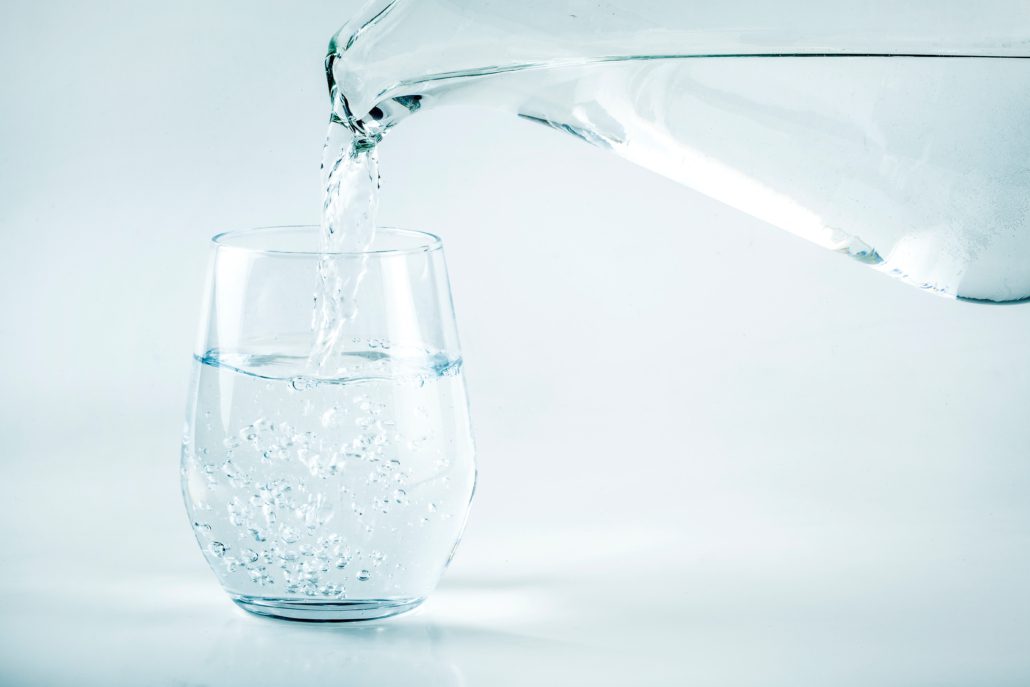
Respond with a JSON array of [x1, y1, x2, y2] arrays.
[[2, 2, 1029, 685]]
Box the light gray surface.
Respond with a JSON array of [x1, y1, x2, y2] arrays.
[[2, 2, 1029, 685]]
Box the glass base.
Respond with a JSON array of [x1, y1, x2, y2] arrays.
[[231, 595, 424, 622]]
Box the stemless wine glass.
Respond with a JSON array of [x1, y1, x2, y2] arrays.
[[181, 226, 476, 621]]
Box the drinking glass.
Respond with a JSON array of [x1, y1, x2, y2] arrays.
[[181, 226, 476, 621]]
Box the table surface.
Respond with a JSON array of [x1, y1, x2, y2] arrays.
[[3, 404, 1030, 687]]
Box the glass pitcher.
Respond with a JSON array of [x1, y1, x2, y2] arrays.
[[326, 0, 1030, 303]]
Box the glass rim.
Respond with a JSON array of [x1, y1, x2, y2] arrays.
[[211, 225, 444, 257]]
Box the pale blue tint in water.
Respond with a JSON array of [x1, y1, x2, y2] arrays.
[[181, 349, 475, 607]]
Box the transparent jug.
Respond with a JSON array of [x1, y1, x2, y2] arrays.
[[326, 0, 1030, 303]]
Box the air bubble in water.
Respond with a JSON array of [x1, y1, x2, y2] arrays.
[[249, 569, 273, 586], [321, 406, 343, 428], [209, 541, 228, 557], [356, 569, 371, 582]]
